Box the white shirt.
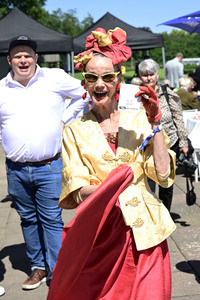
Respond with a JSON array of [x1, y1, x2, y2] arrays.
[[0, 65, 89, 162], [165, 57, 184, 88]]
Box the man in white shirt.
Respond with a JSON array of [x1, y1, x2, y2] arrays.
[[165, 52, 184, 89], [0, 36, 89, 290]]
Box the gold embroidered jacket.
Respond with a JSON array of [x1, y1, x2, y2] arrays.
[[60, 109, 176, 250]]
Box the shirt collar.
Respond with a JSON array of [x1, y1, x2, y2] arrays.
[[5, 64, 44, 86]]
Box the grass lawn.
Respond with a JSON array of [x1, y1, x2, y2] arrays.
[[74, 72, 83, 81]]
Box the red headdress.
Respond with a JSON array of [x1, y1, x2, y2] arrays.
[[74, 27, 132, 70]]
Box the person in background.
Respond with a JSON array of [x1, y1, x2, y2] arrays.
[[165, 52, 184, 89], [0, 35, 89, 290], [130, 76, 142, 85], [162, 79, 171, 89], [139, 58, 188, 211], [176, 76, 200, 110], [195, 65, 200, 91], [48, 27, 176, 300], [135, 55, 150, 77]]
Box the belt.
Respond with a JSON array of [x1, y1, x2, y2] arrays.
[[25, 153, 61, 165]]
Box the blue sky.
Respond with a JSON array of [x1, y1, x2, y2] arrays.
[[44, 0, 200, 34]]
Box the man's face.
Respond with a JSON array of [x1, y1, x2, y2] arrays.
[[7, 45, 38, 86]]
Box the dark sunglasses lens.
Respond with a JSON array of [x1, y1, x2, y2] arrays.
[[102, 73, 116, 82], [85, 74, 98, 82]]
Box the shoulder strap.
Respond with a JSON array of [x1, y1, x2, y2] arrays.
[[161, 84, 169, 103]]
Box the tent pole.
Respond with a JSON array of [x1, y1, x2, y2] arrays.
[[63, 55, 66, 72], [162, 47, 166, 75], [71, 52, 74, 77], [67, 53, 71, 74]]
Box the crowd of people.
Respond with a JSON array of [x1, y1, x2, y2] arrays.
[[0, 26, 199, 299], [131, 54, 200, 212], [132, 53, 200, 112]]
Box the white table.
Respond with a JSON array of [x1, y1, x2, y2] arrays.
[[186, 116, 200, 182], [182, 109, 198, 127]]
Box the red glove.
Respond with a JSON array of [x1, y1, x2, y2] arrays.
[[135, 85, 162, 123]]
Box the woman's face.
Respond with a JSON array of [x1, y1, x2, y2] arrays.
[[140, 71, 159, 90], [84, 55, 121, 107]]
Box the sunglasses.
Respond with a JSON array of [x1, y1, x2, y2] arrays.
[[82, 72, 120, 83]]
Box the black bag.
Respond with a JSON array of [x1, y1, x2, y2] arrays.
[[161, 84, 197, 206], [186, 173, 196, 206], [187, 137, 194, 156]]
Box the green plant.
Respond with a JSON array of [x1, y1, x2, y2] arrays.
[[184, 64, 197, 75], [158, 68, 165, 81]]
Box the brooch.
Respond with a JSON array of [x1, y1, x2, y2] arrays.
[[132, 218, 144, 228], [125, 197, 140, 207], [102, 151, 131, 163]]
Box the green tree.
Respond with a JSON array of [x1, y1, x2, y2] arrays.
[[0, 0, 46, 19], [149, 48, 163, 65], [81, 13, 93, 32], [38, 8, 63, 32], [60, 9, 82, 36], [149, 29, 200, 65], [0, 3, 93, 38], [39, 8, 93, 37]]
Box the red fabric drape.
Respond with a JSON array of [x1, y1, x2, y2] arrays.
[[48, 164, 171, 300]]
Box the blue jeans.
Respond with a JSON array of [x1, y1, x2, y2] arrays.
[[6, 157, 64, 278]]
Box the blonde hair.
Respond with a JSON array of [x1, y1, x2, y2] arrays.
[[131, 77, 142, 85], [179, 76, 192, 89]]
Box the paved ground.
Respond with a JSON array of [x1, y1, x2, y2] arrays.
[[0, 144, 200, 299]]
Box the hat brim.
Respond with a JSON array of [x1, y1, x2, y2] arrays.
[[8, 40, 37, 54]]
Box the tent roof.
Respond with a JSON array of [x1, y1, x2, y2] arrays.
[[0, 7, 73, 55], [73, 12, 164, 53]]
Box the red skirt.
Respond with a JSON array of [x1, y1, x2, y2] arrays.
[[48, 164, 171, 300]]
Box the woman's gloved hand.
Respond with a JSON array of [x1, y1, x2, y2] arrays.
[[135, 85, 162, 123]]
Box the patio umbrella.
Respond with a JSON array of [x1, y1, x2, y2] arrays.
[[157, 10, 200, 34]]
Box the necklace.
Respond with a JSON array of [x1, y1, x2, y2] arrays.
[[105, 133, 118, 144]]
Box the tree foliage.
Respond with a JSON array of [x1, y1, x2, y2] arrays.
[[150, 30, 200, 65], [131, 27, 200, 67], [0, 0, 46, 19], [0, 2, 93, 37], [1, 2, 200, 64]]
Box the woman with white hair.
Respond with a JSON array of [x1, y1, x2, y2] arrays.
[[138, 58, 188, 211], [176, 76, 199, 110]]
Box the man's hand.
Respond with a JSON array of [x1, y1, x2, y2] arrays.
[[135, 85, 162, 123]]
